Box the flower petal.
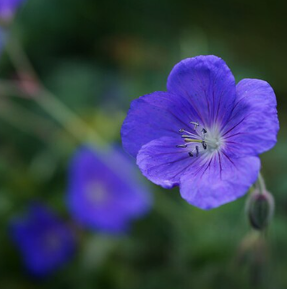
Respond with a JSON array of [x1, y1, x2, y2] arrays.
[[179, 153, 260, 209], [167, 55, 237, 128], [136, 137, 205, 189], [121, 91, 202, 157], [222, 79, 279, 156]]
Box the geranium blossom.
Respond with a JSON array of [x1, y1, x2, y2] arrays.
[[121, 55, 279, 209], [10, 204, 76, 277], [67, 146, 152, 233]]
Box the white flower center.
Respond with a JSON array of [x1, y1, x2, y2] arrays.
[[86, 182, 108, 205], [176, 121, 223, 157]]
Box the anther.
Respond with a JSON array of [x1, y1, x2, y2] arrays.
[[176, 122, 211, 155], [202, 141, 207, 150], [176, 144, 187, 148], [190, 121, 199, 130]]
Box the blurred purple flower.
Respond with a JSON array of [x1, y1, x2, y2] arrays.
[[0, 0, 25, 21], [10, 204, 76, 277], [67, 146, 152, 234], [121, 55, 279, 210]]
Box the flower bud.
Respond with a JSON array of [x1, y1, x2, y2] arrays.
[[246, 189, 274, 230]]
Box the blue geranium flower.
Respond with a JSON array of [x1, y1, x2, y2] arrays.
[[10, 204, 76, 277], [67, 146, 152, 234], [0, 0, 25, 22], [121, 55, 279, 210]]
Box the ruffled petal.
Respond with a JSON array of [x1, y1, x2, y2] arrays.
[[136, 137, 205, 189], [179, 153, 260, 209], [167, 55, 237, 128], [121, 91, 202, 157], [222, 79, 279, 156]]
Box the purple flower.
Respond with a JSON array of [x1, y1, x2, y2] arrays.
[[10, 204, 76, 277], [121, 55, 279, 210], [67, 146, 152, 234], [0, 0, 25, 21]]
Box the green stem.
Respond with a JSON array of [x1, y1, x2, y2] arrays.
[[5, 33, 106, 149], [0, 79, 28, 97], [257, 172, 266, 194], [35, 89, 106, 147], [5, 31, 39, 81], [0, 96, 56, 141]]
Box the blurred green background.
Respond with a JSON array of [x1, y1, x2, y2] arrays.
[[0, 0, 286, 288]]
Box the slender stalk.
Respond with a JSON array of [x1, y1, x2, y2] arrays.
[[34, 89, 106, 147], [0, 97, 56, 141], [5, 32, 106, 149], [0, 80, 103, 146], [257, 172, 266, 194], [0, 79, 29, 97], [5, 31, 39, 81]]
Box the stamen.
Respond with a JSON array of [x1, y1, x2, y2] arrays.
[[196, 146, 199, 157], [181, 135, 193, 138], [179, 129, 198, 137], [184, 138, 202, 143], [176, 120, 219, 156], [176, 144, 187, 148], [190, 121, 199, 130], [202, 141, 207, 150]]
